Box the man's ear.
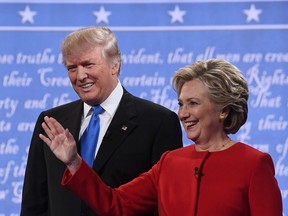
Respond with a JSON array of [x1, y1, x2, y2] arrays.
[[111, 58, 120, 75]]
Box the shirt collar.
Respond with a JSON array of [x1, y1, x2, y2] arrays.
[[83, 81, 123, 118]]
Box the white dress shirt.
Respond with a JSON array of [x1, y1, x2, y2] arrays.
[[79, 81, 123, 157]]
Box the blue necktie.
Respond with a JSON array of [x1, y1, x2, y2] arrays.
[[80, 105, 103, 167]]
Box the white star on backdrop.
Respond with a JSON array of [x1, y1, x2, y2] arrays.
[[93, 6, 111, 24], [168, 5, 186, 24], [243, 4, 262, 23], [18, 6, 37, 24]]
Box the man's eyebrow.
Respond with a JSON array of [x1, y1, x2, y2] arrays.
[[66, 59, 94, 66]]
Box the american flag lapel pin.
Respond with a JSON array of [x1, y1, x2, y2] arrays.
[[121, 125, 128, 131]]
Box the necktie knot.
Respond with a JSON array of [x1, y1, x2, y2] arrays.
[[92, 105, 103, 116]]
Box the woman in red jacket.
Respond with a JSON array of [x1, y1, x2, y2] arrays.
[[40, 59, 283, 216]]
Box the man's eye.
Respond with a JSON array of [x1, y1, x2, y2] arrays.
[[67, 67, 76, 72], [84, 63, 94, 68]]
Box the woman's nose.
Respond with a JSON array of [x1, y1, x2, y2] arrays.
[[178, 106, 189, 119]]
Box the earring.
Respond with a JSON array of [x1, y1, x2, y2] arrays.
[[219, 114, 225, 121]]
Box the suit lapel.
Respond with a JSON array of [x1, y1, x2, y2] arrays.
[[93, 91, 138, 172]]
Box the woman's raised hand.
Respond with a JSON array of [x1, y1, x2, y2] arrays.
[[39, 116, 81, 173]]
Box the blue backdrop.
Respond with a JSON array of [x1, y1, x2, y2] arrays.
[[0, 0, 287, 215]]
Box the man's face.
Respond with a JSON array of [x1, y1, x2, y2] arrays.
[[65, 47, 119, 106]]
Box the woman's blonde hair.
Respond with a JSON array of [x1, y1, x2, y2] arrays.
[[173, 59, 249, 134]]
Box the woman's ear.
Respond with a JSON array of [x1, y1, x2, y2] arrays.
[[219, 107, 230, 121]]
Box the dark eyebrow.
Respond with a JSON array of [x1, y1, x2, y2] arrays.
[[80, 59, 93, 64], [66, 64, 76, 69], [66, 59, 95, 68]]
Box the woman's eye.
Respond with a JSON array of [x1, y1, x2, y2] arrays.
[[189, 101, 197, 106]]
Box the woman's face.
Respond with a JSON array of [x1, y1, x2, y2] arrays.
[[178, 79, 223, 144]]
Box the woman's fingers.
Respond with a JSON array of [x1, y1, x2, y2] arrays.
[[39, 116, 79, 166], [39, 133, 51, 146], [49, 117, 65, 133], [39, 116, 66, 147], [44, 116, 61, 138]]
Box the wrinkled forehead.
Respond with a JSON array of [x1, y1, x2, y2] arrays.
[[63, 46, 104, 65]]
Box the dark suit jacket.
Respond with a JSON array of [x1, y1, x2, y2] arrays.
[[20, 88, 183, 216]]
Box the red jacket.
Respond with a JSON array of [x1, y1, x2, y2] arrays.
[[62, 143, 282, 216]]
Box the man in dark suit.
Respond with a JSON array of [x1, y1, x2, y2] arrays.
[[20, 26, 183, 216]]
